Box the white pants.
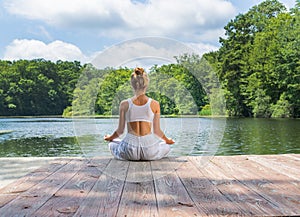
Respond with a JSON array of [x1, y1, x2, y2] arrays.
[[109, 133, 170, 161]]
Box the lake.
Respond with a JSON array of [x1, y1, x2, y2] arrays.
[[0, 117, 299, 157]]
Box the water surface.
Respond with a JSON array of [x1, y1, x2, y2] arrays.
[[0, 117, 299, 157]]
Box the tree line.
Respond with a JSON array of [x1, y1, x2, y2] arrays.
[[0, 59, 82, 116], [64, 61, 208, 117], [204, 0, 300, 117], [0, 0, 299, 117]]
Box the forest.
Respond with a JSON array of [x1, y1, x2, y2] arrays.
[[0, 0, 299, 118]]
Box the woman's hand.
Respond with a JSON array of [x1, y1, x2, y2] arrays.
[[103, 134, 112, 141], [165, 137, 175, 145], [104, 131, 121, 141]]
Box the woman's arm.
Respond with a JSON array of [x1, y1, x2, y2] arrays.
[[152, 100, 175, 145], [104, 100, 128, 141]]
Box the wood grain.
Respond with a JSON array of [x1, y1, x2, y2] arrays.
[[177, 156, 242, 216], [212, 155, 299, 215], [117, 161, 158, 217], [32, 157, 110, 216], [74, 159, 129, 217], [0, 155, 299, 216], [0, 158, 84, 216], [151, 158, 200, 217], [248, 154, 300, 180], [0, 158, 70, 208], [191, 156, 273, 216]]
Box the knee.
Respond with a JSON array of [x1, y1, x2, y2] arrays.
[[108, 142, 118, 151]]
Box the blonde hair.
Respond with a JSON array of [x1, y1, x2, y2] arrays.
[[131, 67, 149, 91]]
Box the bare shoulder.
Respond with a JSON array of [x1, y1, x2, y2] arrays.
[[120, 100, 129, 111], [150, 99, 160, 113], [150, 99, 160, 106]]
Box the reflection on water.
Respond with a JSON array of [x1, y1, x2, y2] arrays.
[[218, 118, 300, 155], [0, 117, 299, 157], [0, 137, 81, 157]]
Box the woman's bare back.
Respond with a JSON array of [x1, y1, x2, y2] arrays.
[[127, 95, 156, 136]]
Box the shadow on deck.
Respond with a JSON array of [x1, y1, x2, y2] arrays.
[[0, 154, 299, 216]]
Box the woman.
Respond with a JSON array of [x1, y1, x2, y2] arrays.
[[104, 67, 174, 161]]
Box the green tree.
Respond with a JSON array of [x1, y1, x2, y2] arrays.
[[0, 59, 83, 116], [247, 7, 299, 118], [69, 64, 106, 116], [95, 68, 132, 115], [271, 93, 292, 117], [215, 0, 286, 116], [148, 62, 204, 115]]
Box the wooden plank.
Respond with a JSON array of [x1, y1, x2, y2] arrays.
[[150, 157, 186, 181], [0, 194, 16, 209], [0, 158, 85, 216], [190, 156, 281, 216], [73, 159, 129, 217], [117, 161, 158, 217], [248, 154, 300, 181], [289, 154, 300, 160], [123, 160, 154, 183], [174, 156, 242, 216], [0, 157, 61, 189], [0, 155, 298, 216], [285, 154, 300, 161], [0, 158, 71, 194], [212, 155, 299, 216], [0, 158, 71, 208], [151, 158, 200, 216], [32, 157, 111, 216]]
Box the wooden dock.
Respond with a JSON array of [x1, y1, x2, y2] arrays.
[[0, 154, 299, 216]]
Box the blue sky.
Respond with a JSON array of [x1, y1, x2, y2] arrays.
[[0, 0, 296, 63]]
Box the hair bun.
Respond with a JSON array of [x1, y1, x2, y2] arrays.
[[134, 67, 145, 76]]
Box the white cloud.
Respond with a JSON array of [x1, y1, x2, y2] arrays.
[[4, 0, 236, 42], [251, 0, 296, 10], [186, 42, 219, 55], [91, 37, 197, 68], [197, 28, 226, 44], [3, 37, 218, 64], [4, 39, 89, 62], [275, 0, 295, 10]]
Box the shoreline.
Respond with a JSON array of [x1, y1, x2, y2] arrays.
[[1, 115, 228, 119], [1, 115, 299, 119]]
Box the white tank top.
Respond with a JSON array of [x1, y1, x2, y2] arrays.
[[126, 98, 154, 123]]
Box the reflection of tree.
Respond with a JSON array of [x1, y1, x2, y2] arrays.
[[218, 119, 299, 155], [0, 137, 81, 157]]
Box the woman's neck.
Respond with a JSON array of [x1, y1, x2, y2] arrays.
[[134, 91, 146, 98]]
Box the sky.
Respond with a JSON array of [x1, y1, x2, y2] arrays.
[[0, 0, 296, 64]]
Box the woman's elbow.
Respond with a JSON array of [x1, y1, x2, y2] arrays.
[[116, 129, 124, 136], [153, 129, 162, 136]]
